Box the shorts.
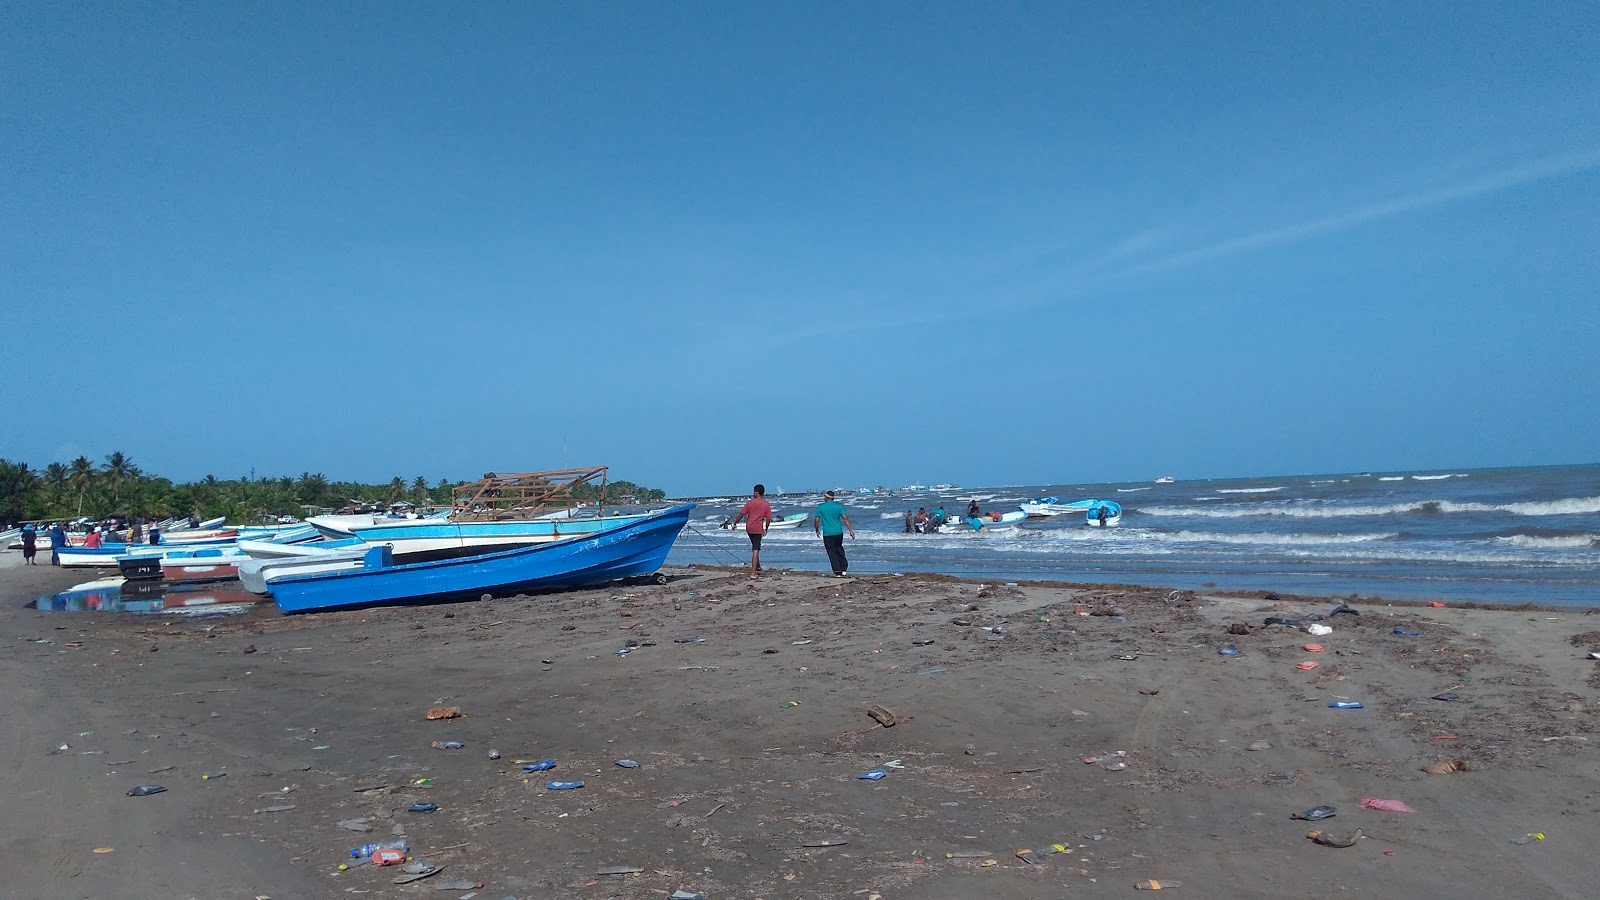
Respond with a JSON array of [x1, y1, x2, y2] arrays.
[[748, 532, 764, 549]]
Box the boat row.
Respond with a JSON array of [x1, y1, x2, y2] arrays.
[[1019, 497, 1123, 527], [51, 467, 696, 615]]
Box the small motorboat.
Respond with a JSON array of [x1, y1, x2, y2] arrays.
[[1019, 497, 1096, 517], [937, 510, 1029, 533], [720, 513, 808, 532], [1154, 476, 1175, 484], [1086, 501, 1122, 527]]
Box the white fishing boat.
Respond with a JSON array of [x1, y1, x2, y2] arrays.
[[936, 510, 1029, 533], [1019, 496, 1097, 518], [720, 513, 808, 531], [238, 546, 378, 594], [1154, 476, 1175, 484]]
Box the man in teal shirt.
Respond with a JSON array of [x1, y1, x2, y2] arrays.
[[812, 490, 856, 577]]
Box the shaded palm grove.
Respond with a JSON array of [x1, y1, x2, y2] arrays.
[[0, 453, 665, 524]]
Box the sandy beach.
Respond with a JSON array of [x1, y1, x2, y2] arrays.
[[3, 554, 1598, 899]]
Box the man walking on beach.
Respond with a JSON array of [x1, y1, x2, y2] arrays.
[[813, 490, 855, 577], [730, 484, 774, 579], [48, 522, 67, 566]]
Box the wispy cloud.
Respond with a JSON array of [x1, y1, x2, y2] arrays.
[[1126, 148, 1600, 275]]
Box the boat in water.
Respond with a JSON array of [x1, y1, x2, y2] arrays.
[[268, 504, 694, 613], [719, 512, 808, 531], [1019, 496, 1096, 517], [937, 510, 1029, 533], [1154, 476, 1175, 484], [1086, 500, 1122, 527]]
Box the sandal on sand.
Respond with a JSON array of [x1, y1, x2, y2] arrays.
[[392, 862, 443, 884]]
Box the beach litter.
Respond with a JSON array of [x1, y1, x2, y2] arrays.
[[126, 785, 166, 796], [425, 707, 462, 720], [373, 848, 406, 865], [521, 759, 557, 772], [1431, 692, 1460, 701], [598, 865, 644, 875], [1307, 624, 1333, 636], [859, 769, 888, 781], [669, 891, 706, 900], [1421, 759, 1469, 774], [430, 741, 464, 750], [546, 780, 584, 790], [867, 704, 901, 727], [1329, 701, 1364, 709], [1359, 798, 1416, 813], [1015, 848, 1041, 864], [1303, 643, 1325, 652], [487, 748, 500, 759], [1295, 661, 1320, 670], [254, 804, 296, 813], [1218, 645, 1240, 657], [1510, 833, 1546, 844], [1135, 880, 1182, 890], [339, 819, 374, 832], [1246, 740, 1272, 751], [434, 882, 483, 891], [392, 861, 443, 884], [1292, 805, 1338, 821], [801, 839, 849, 848], [408, 802, 438, 813], [1394, 627, 1423, 637], [1307, 828, 1363, 848], [614, 759, 640, 768]]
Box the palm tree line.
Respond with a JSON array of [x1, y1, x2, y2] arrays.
[[0, 453, 666, 526]]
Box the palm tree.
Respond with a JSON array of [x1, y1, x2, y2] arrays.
[[102, 450, 139, 510], [411, 476, 428, 502], [387, 476, 406, 502], [69, 456, 95, 515]]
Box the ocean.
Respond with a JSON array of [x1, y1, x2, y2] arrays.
[[664, 464, 1600, 607]]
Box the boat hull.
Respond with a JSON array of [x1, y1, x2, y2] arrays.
[[270, 505, 695, 613]]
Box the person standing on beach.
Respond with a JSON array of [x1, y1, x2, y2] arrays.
[[20, 525, 37, 565], [730, 484, 774, 579], [48, 522, 67, 566], [813, 490, 856, 577]]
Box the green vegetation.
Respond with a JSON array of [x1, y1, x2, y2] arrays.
[[0, 452, 665, 524]]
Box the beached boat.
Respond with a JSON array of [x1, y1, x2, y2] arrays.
[[238, 545, 375, 593], [1019, 497, 1097, 517], [56, 531, 242, 567], [268, 504, 694, 613], [1086, 501, 1122, 527], [155, 548, 251, 583], [337, 511, 658, 560], [237, 536, 368, 560], [936, 510, 1029, 533]]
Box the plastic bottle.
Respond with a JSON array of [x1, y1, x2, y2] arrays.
[[1510, 832, 1545, 844], [522, 758, 557, 772], [1329, 701, 1364, 709], [351, 839, 409, 858]]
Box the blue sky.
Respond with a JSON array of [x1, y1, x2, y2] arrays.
[[3, 2, 1596, 494]]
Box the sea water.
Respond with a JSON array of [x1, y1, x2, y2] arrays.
[[666, 464, 1600, 606]]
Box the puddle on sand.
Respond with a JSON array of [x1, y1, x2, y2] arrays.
[[29, 580, 267, 616]]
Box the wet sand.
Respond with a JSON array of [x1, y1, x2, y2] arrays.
[[2, 553, 1598, 899]]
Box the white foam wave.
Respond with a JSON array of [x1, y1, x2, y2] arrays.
[[1412, 474, 1468, 481], [1138, 496, 1600, 519], [1165, 530, 1398, 546], [1378, 476, 1405, 481], [879, 512, 903, 519], [1117, 487, 1151, 493], [1496, 534, 1600, 549], [1216, 487, 1284, 494]]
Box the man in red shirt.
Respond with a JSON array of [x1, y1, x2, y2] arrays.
[[730, 483, 774, 579]]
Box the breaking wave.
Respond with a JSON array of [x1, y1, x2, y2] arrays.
[[1138, 496, 1600, 519], [1496, 533, 1600, 550], [1413, 474, 1469, 481], [1216, 487, 1285, 494]]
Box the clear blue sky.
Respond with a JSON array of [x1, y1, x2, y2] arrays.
[[3, 2, 1596, 494]]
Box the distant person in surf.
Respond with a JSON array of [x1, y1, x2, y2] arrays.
[[813, 490, 856, 577], [914, 507, 929, 533], [903, 510, 913, 533], [968, 499, 981, 518], [730, 484, 774, 579], [1098, 505, 1109, 526]]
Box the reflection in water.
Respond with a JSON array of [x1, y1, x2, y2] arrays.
[[29, 579, 265, 615]]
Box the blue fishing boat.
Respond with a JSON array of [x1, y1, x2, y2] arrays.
[[1086, 500, 1122, 527], [269, 504, 695, 613]]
